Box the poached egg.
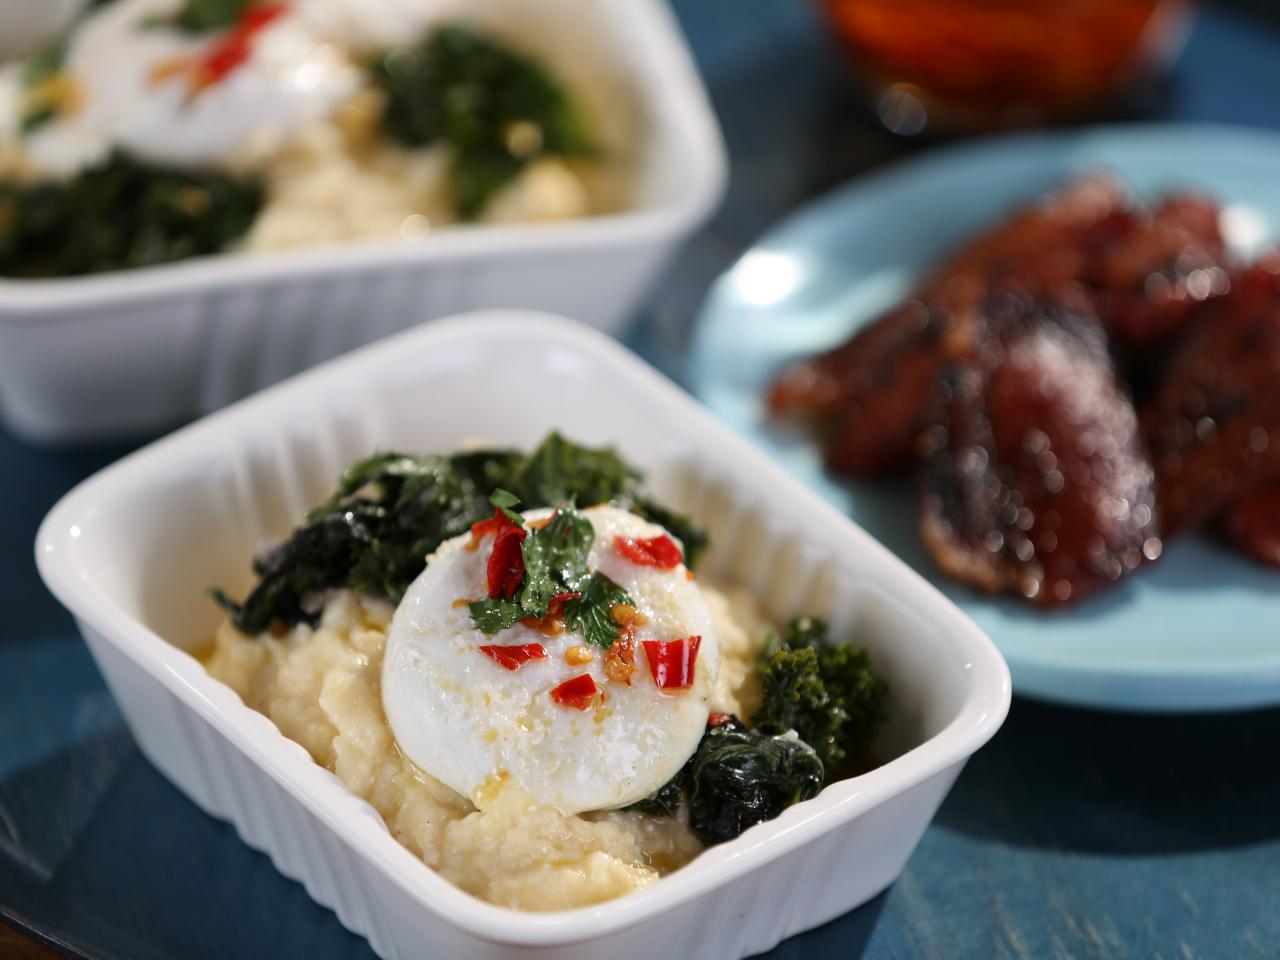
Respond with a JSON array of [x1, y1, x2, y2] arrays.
[[20, 0, 360, 176], [382, 505, 720, 814]]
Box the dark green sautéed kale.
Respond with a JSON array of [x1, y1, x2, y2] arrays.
[[752, 617, 890, 776], [630, 716, 822, 846], [0, 152, 263, 278], [211, 432, 704, 636], [371, 25, 594, 218], [629, 619, 889, 846]]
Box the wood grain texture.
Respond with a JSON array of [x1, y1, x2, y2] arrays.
[[0, 920, 66, 960]]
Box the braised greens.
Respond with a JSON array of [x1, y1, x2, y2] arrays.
[[752, 617, 890, 778], [630, 716, 824, 845], [630, 619, 888, 844], [0, 152, 263, 278], [373, 25, 593, 218], [685, 720, 824, 846], [212, 433, 705, 636]]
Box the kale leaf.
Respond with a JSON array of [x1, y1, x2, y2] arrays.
[[626, 715, 824, 846], [372, 25, 593, 218], [210, 507, 378, 634], [213, 433, 695, 636], [218, 448, 517, 635], [628, 773, 684, 818], [503, 430, 636, 508], [500, 431, 708, 569], [684, 723, 823, 846], [752, 618, 889, 779], [0, 152, 263, 278]]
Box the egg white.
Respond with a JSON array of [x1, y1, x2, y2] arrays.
[[382, 504, 720, 814], [22, 0, 360, 176]]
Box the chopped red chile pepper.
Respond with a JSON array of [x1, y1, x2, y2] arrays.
[[547, 591, 582, 618], [478, 643, 547, 671], [642, 635, 702, 689], [192, 3, 288, 89], [550, 673, 599, 710], [707, 711, 735, 728], [614, 535, 683, 569], [486, 525, 527, 599], [468, 508, 520, 550]]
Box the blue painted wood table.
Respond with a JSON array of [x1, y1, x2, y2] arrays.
[[3, 2, 1279, 957]]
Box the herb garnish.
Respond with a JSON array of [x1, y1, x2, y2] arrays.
[[212, 433, 703, 637], [0, 152, 263, 278], [563, 572, 632, 649], [468, 499, 635, 648], [372, 25, 594, 218]]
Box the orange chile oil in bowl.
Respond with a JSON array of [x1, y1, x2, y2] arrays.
[[819, 0, 1191, 133]]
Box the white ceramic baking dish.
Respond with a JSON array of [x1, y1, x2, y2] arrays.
[[0, 0, 725, 443], [36, 313, 1010, 960]]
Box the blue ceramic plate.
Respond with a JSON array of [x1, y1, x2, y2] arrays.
[[692, 124, 1280, 713]]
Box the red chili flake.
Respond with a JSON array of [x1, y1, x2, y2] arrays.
[[194, 3, 288, 89], [549, 673, 599, 710], [614, 535, 683, 569], [478, 643, 546, 671], [707, 711, 735, 728], [603, 628, 637, 685], [486, 525, 527, 599], [642, 635, 702, 690]]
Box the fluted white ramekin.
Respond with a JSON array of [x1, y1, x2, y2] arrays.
[[0, 0, 725, 442], [37, 313, 1010, 960]]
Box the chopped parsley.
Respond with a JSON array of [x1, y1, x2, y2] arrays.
[[489, 488, 524, 525], [468, 502, 635, 648], [563, 572, 631, 648]]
